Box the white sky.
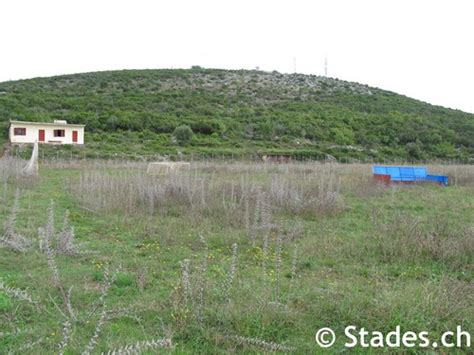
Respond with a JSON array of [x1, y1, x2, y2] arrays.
[[1, 0, 473, 113]]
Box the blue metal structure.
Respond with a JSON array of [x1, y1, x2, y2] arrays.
[[372, 166, 448, 186]]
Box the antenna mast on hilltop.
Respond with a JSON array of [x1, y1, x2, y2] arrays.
[[293, 57, 296, 73], [324, 56, 328, 77]]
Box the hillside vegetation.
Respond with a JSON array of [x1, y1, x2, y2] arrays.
[[0, 68, 473, 160]]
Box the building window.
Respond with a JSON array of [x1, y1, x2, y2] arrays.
[[54, 129, 65, 137], [14, 127, 26, 136]]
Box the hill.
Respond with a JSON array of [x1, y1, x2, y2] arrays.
[[0, 68, 473, 161]]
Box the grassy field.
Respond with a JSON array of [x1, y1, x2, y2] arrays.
[[0, 159, 473, 353]]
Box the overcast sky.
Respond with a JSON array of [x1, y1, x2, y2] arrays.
[[1, 0, 473, 113]]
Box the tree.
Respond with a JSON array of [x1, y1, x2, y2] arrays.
[[173, 125, 194, 144]]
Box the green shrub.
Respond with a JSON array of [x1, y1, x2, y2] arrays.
[[173, 125, 194, 144], [114, 273, 135, 288], [189, 119, 226, 135], [0, 293, 12, 312]]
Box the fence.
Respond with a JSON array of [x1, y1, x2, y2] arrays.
[[6, 143, 474, 165]]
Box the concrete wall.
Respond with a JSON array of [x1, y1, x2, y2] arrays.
[[9, 123, 85, 145]]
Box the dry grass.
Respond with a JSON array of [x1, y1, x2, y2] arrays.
[[67, 161, 346, 225], [0, 156, 25, 184], [428, 163, 474, 187], [1, 158, 473, 353], [370, 211, 474, 268]]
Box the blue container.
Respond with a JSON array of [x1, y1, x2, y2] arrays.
[[372, 166, 448, 186]]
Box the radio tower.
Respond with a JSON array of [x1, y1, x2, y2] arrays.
[[293, 57, 296, 73], [324, 56, 328, 77]]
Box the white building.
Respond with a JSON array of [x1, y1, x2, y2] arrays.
[[9, 120, 85, 145]]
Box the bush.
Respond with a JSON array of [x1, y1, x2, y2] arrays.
[[173, 125, 194, 144], [190, 119, 225, 135]]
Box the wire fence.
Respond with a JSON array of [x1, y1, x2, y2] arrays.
[[6, 143, 474, 166]]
